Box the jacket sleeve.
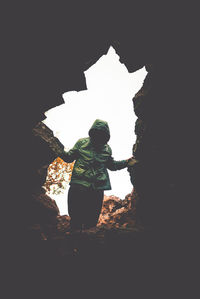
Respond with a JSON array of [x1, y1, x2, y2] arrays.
[[59, 140, 80, 162], [106, 156, 128, 171]]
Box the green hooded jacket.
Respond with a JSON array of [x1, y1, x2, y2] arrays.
[[60, 119, 128, 190]]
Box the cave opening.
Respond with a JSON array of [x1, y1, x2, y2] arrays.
[[42, 46, 147, 215], [5, 3, 197, 288]]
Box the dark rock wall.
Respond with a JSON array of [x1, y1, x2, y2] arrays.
[[4, 3, 198, 239], [129, 59, 197, 230]]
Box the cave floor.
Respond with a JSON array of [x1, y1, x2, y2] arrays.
[[26, 225, 157, 265]]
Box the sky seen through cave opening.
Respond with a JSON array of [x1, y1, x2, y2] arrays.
[[43, 47, 147, 215]]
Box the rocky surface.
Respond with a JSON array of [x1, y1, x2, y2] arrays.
[[32, 122, 65, 158], [28, 190, 138, 242], [27, 191, 60, 240], [26, 122, 66, 205], [97, 193, 136, 228], [127, 60, 191, 229]]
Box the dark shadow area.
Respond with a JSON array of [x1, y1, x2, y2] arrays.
[[2, 2, 199, 296]]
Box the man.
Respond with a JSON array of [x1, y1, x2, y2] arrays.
[[60, 119, 137, 231]]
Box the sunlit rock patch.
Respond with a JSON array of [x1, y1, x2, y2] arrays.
[[97, 193, 136, 228]]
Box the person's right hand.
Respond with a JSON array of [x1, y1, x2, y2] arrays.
[[127, 157, 138, 167]]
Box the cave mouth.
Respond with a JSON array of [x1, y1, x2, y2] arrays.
[[42, 46, 147, 215]]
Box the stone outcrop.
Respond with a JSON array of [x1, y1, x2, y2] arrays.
[[27, 190, 60, 240], [28, 190, 138, 240], [32, 122, 65, 158], [98, 193, 136, 228], [29, 122, 65, 193]]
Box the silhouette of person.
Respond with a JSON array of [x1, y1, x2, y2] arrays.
[[60, 119, 137, 231]]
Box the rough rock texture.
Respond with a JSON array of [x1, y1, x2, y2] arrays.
[[127, 61, 194, 230], [28, 191, 137, 241], [32, 122, 65, 158], [30, 122, 65, 191], [27, 190, 60, 240], [98, 193, 136, 228]]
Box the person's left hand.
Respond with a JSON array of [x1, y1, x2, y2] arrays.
[[127, 157, 138, 167]]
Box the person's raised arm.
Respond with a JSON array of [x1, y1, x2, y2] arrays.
[[106, 155, 128, 171], [59, 139, 80, 163], [106, 155, 138, 171]]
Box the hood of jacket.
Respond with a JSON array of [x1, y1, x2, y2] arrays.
[[88, 119, 110, 142]]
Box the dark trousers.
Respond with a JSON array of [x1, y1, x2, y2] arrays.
[[68, 184, 104, 230]]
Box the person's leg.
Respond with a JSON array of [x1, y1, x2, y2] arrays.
[[68, 185, 84, 230], [68, 185, 104, 230], [83, 189, 104, 229]]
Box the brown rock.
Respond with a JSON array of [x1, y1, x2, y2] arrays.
[[98, 193, 136, 229]]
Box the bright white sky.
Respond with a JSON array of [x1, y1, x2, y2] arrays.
[[43, 47, 147, 215]]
